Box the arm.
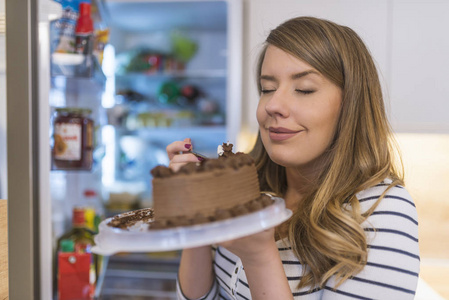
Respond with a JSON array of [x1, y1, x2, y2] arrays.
[[219, 228, 294, 300], [178, 246, 216, 299], [166, 138, 217, 299], [241, 243, 293, 299]]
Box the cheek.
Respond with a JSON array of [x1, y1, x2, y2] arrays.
[[325, 99, 342, 130], [317, 104, 341, 144], [256, 100, 266, 125]]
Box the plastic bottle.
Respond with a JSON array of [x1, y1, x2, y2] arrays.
[[53, 0, 81, 54], [75, 2, 94, 55], [90, 0, 110, 65], [82, 189, 104, 227], [58, 207, 96, 251]]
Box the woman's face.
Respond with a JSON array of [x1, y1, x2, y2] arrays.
[[257, 45, 342, 169]]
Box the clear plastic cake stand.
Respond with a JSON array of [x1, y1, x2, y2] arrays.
[[92, 197, 292, 255]]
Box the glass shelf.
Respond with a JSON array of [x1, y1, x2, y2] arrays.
[[116, 69, 226, 80], [51, 53, 106, 85], [134, 125, 226, 157], [121, 125, 226, 139]]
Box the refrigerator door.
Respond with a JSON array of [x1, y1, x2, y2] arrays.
[[0, 1, 6, 200], [6, 0, 53, 299], [6, 0, 39, 299]]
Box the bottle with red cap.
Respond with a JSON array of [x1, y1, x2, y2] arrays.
[[75, 2, 94, 55]]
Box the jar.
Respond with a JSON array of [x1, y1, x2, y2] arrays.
[[52, 108, 94, 170]]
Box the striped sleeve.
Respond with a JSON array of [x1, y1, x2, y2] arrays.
[[322, 181, 420, 299]]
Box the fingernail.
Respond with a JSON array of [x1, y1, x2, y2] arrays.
[[197, 156, 204, 162], [184, 144, 191, 149]]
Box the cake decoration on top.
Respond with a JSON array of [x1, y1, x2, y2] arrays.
[[217, 141, 234, 158]]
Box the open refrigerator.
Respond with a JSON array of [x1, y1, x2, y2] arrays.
[[5, 0, 242, 299]]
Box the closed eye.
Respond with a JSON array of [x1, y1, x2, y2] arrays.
[[296, 89, 314, 95], [261, 89, 276, 94]]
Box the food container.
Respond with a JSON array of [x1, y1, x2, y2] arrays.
[[52, 107, 94, 170]]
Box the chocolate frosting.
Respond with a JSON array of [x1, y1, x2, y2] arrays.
[[149, 194, 274, 229], [150, 165, 174, 178], [151, 152, 255, 178]]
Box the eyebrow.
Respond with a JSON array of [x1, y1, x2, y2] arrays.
[[259, 70, 320, 82]]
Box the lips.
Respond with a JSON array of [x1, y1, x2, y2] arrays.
[[268, 127, 302, 141], [269, 127, 297, 134]]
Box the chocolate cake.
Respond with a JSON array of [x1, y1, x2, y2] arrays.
[[149, 143, 273, 229], [108, 143, 273, 230]]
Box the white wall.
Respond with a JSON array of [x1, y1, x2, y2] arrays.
[[241, 0, 449, 135]]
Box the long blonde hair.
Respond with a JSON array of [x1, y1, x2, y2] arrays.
[[250, 17, 404, 289]]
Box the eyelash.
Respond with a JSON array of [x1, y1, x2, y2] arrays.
[[260, 89, 275, 94], [260, 89, 314, 95], [296, 89, 314, 95]]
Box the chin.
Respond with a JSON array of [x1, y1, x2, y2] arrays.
[[266, 150, 299, 168], [267, 146, 323, 169]]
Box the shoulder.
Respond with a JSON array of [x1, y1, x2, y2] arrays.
[[332, 179, 421, 298], [356, 178, 420, 269], [355, 178, 419, 237], [356, 178, 417, 221]]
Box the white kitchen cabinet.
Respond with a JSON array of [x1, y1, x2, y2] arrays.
[[241, 0, 449, 135], [389, 0, 449, 133]]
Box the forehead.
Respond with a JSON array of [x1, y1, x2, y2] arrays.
[[262, 45, 313, 70], [260, 45, 324, 84]]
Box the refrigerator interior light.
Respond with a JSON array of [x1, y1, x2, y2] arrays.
[[101, 44, 115, 108], [101, 125, 116, 188]]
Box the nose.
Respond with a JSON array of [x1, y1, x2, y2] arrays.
[[264, 88, 290, 118]]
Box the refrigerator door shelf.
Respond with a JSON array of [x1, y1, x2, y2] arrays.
[[51, 53, 106, 83], [92, 197, 292, 255], [52, 53, 85, 65]]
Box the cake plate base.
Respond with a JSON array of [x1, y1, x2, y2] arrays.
[[92, 197, 292, 255]]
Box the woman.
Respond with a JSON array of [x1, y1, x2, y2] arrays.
[[167, 16, 420, 299]]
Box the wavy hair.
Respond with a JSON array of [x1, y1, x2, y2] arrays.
[[250, 17, 404, 289]]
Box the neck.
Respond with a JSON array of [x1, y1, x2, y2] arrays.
[[284, 162, 322, 210]]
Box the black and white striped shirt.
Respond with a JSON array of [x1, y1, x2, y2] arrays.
[[177, 179, 420, 299]]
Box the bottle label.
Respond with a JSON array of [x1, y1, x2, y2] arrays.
[[54, 123, 82, 160], [75, 33, 93, 55]]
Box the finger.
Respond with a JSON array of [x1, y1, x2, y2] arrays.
[[170, 152, 199, 164], [166, 139, 192, 160], [169, 153, 201, 172]]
